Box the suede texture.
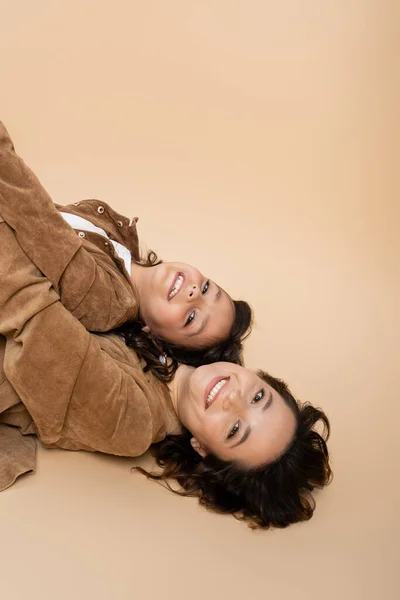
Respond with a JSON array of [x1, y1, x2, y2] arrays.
[[0, 123, 181, 490], [0, 121, 141, 332]]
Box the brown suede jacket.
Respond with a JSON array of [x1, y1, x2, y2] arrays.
[[0, 120, 141, 332], [0, 123, 181, 491]]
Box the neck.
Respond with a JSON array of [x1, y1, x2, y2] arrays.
[[168, 364, 193, 417], [130, 261, 146, 297]]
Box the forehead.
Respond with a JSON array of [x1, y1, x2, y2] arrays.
[[194, 290, 234, 343], [234, 391, 297, 467], [205, 288, 235, 330], [211, 288, 234, 322]]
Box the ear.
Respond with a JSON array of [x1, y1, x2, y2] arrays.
[[141, 325, 151, 333], [190, 437, 208, 459]]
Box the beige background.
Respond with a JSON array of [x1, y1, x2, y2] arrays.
[[1, 1, 399, 599]]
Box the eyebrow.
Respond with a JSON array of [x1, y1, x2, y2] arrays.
[[262, 392, 273, 411], [186, 286, 222, 338], [231, 425, 251, 448], [187, 315, 209, 337], [231, 392, 274, 448]]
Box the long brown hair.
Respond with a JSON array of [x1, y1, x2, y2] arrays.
[[135, 371, 332, 530]]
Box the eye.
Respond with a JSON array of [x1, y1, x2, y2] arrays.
[[227, 422, 240, 439], [184, 311, 195, 327], [202, 280, 210, 294], [252, 390, 264, 404]]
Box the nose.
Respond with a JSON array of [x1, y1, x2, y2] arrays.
[[222, 388, 241, 412], [188, 284, 200, 299]]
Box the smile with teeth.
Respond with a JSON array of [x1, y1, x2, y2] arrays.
[[168, 274, 184, 300], [206, 378, 228, 408]]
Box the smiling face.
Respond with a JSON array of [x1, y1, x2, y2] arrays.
[[174, 363, 297, 468], [134, 262, 235, 348]]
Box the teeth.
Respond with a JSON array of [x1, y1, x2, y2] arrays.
[[168, 275, 184, 300], [207, 379, 227, 406]]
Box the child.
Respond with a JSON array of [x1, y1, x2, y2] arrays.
[[0, 122, 252, 376]]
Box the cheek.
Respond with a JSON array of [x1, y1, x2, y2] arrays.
[[143, 300, 182, 329], [197, 414, 224, 450]]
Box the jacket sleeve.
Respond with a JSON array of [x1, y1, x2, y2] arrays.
[[0, 122, 135, 332], [0, 221, 153, 456]]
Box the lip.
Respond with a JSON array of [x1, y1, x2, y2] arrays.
[[204, 376, 230, 410], [167, 272, 185, 301]]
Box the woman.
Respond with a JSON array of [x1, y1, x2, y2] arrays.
[[0, 121, 251, 376], [0, 221, 331, 529]]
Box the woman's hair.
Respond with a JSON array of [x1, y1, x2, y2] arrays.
[[135, 371, 332, 530], [118, 251, 253, 381]]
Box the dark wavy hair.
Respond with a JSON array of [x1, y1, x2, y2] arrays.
[[135, 371, 332, 530], [118, 251, 253, 381]]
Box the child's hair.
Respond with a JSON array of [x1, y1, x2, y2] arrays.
[[119, 251, 253, 381], [135, 371, 332, 530]]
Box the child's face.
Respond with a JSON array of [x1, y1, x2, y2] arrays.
[[138, 262, 235, 348]]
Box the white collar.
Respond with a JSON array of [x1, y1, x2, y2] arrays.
[[60, 212, 132, 275]]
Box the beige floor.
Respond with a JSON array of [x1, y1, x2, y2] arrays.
[[1, 2, 399, 599]]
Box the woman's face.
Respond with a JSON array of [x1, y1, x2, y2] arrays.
[[137, 262, 235, 348], [175, 363, 297, 468]]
